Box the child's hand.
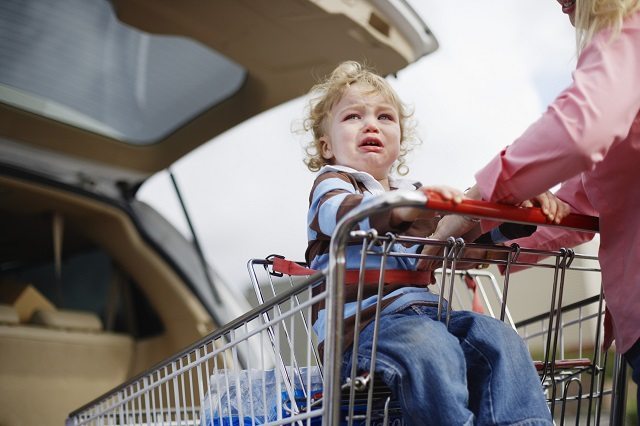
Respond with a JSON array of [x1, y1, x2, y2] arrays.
[[520, 191, 571, 224], [423, 185, 464, 205], [391, 186, 464, 227], [416, 241, 444, 282], [417, 244, 499, 279], [413, 187, 478, 273], [416, 215, 482, 274]]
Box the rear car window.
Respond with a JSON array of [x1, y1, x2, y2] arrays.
[[0, 0, 246, 144]]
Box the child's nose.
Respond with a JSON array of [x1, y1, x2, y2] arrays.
[[362, 117, 379, 133]]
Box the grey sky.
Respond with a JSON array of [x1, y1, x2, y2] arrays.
[[138, 0, 577, 289]]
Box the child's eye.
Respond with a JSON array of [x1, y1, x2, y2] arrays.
[[344, 113, 360, 120], [379, 114, 395, 121]]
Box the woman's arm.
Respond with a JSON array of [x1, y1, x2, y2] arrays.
[[476, 12, 640, 204]]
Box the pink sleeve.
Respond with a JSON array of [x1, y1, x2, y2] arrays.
[[504, 175, 597, 270], [476, 13, 640, 204]]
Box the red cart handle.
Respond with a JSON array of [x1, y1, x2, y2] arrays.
[[424, 190, 599, 233]]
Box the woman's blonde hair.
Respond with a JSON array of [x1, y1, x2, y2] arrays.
[[575, 0, 640, 51], [302, 61, 417, 175]]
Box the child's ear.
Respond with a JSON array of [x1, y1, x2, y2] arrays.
[[319, 137, 333, 160]]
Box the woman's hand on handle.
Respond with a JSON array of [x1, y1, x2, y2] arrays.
[[523, 191, 571, 224], [465, 185, 572, 224]]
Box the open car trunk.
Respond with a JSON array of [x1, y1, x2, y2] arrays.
[[0, 0, 438, 424]]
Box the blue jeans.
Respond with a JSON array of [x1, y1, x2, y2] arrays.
[[341, 305, 552, 425]]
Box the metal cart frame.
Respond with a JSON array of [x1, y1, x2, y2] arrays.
[[67, 190, 625, 426]]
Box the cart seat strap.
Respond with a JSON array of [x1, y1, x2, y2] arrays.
[[271, 257, 434, 285], [343, 269, 434, 285], [272, 258, 485, 313], [271, 257, 317, 276]]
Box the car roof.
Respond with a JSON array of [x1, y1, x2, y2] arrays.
[[0, 0, 437, 184]]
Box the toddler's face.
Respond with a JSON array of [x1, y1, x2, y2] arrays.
[[319, 84, 401, 181]]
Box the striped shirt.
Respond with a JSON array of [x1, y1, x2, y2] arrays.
[[306, 165, 442, 349]]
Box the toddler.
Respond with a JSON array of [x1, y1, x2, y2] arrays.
[[302, 61, 553, 425]]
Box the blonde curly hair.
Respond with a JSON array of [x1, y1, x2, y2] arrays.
[[302, 61, 417, 176], [575, 0, 640, 51]]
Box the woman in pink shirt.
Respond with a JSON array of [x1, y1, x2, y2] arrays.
[[462, 0, 640, 415]]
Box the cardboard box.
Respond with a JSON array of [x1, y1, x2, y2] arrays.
[[0, 282, 55, 323]]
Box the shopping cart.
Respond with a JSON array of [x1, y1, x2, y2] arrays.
[[67, 189, 627, 425]]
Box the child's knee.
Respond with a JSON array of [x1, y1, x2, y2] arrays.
[[396, 316, 457, 349], [474, 316, 524, 346], [381, 318, 464, 365]]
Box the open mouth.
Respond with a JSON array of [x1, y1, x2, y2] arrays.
[[359, 137, 383, 148], [560, 0, 576, 14]]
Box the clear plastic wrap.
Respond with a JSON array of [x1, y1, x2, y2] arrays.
[[200, 366, 323, 426]]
